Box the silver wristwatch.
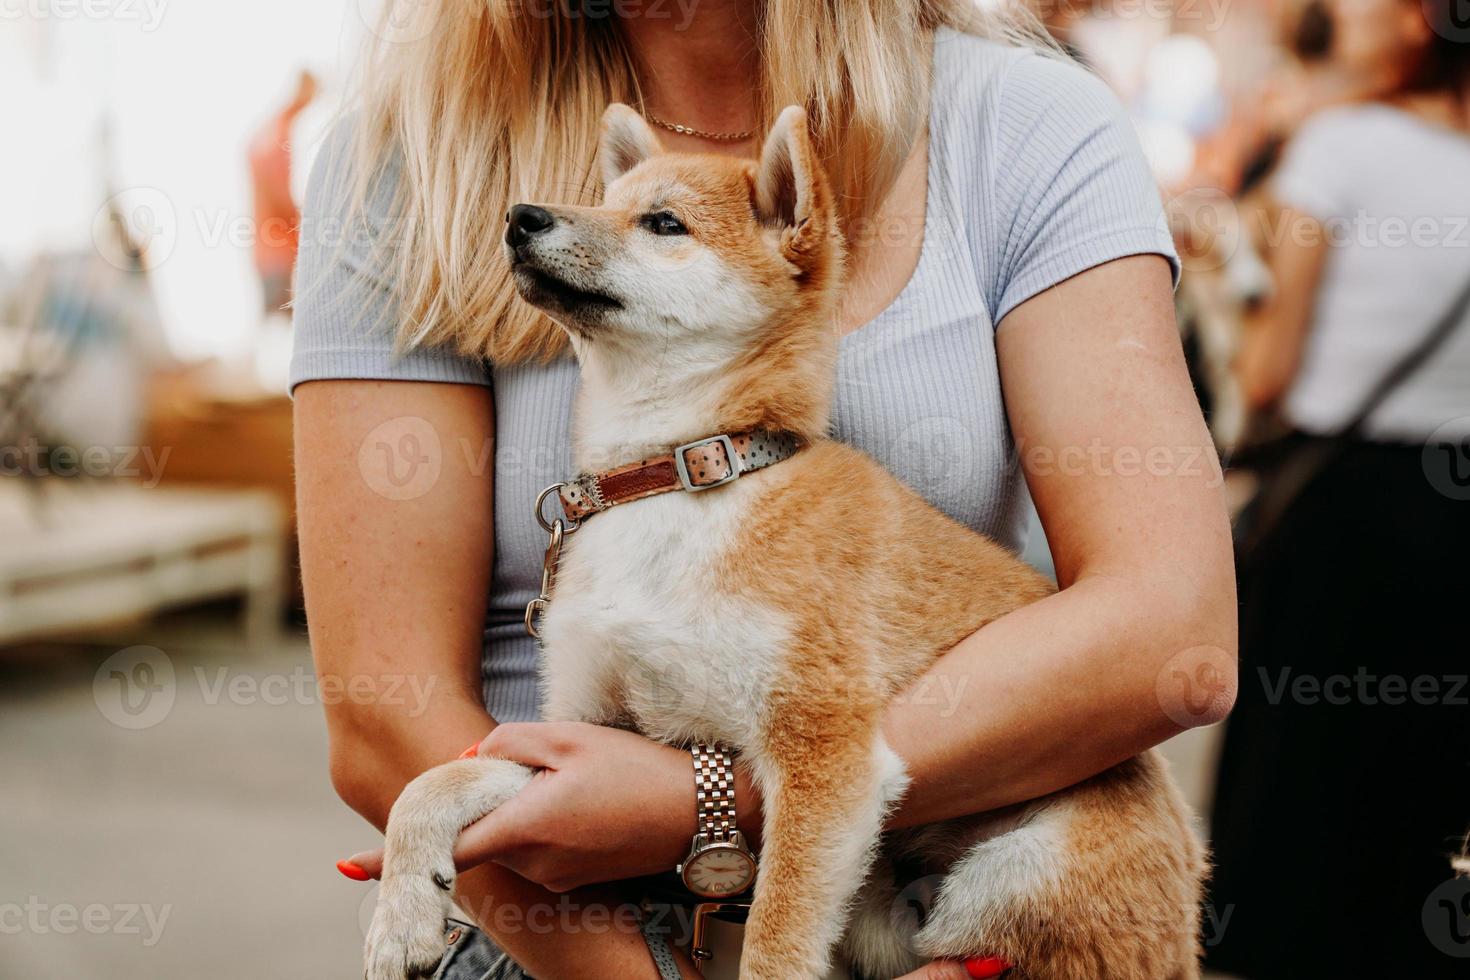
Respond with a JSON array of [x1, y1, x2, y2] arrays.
[[677, 743, 758, 898]]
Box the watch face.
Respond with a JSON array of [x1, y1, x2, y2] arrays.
[[682, 845, 756, 898]]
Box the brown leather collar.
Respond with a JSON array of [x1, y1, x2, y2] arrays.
[[553, 430, 803, 523]]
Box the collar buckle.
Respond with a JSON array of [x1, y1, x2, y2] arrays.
[[673, 434, 740, 492]]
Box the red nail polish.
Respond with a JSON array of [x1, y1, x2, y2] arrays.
[[336, 860, 371, 882], [458, 743, 480, 760], [965, 956, 1011, 979]]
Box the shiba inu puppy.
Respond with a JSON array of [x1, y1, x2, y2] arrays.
[[364, 104, 1205, 980]]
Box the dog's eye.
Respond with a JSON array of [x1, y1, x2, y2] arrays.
[[642, 211, 688, 236]]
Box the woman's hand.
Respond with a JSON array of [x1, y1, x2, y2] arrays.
[[337, 722, 1018, 978], [341, 722, 706, 892]]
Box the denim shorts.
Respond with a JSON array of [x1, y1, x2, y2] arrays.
[[433, 919, 530, 980], [430, 914, 688, 980]]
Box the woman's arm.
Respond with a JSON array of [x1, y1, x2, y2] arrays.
[[343, 255, 1237, 890], [1235, 205, 1330, 410], [297, 379, 686, 977], [296, 379, 497, 811], [886, 253, 1238, 824]]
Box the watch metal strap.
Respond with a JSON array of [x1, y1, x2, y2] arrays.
[[692, 743, 738, 842]]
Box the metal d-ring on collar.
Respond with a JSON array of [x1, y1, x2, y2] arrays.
[[524, 484, 577, 639], [523, 430, 804, 639], [535, 482, 580, 535]]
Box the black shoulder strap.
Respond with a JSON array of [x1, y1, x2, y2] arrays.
[[1341, 271, 1470, 437]]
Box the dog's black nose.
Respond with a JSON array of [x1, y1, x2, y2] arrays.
[[506, 204, 555, 248]]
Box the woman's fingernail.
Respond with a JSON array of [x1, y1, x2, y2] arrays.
[[458, 743, 480, 760], [964, 957, 1011, 979], [336, 860, 371, 882]]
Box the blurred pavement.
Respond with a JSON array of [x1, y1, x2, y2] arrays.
[[0, 611, 369, 979]]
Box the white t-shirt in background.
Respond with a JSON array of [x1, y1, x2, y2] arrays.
[[1273, 104, 1470, 442]]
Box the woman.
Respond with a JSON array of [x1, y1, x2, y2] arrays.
[[293, 2, 1236, 977], [1219, 0, 1470, 976]]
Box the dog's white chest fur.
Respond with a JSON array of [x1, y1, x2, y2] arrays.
[[538, 480, 790, 748]]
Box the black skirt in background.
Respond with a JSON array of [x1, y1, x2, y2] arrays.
[[1206, 441, 1470, 978]]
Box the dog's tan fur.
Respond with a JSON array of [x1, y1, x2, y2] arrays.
[[364, 105, 1205, 980]]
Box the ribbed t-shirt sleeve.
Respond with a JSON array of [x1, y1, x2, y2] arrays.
[[1271, 109, 1357, 222], [987, 52, 1180, 323], [288, 120, 491, 393]]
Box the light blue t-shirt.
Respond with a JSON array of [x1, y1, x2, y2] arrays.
[[291, 29, 1179, 722], [1272, 104, 1470, 442]]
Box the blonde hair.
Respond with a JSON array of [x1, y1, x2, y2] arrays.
[[347, 0, 1051, 363]]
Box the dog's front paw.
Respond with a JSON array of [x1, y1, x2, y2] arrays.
[[363, 875, 450, 980]]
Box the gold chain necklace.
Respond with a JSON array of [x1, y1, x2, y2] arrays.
[[645, 112, 754, 143]]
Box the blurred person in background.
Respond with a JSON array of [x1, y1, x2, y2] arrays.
[[1187, 0, 1369, 202], [1211, 0, 1470, 975], [248, 69, 318, 317], [291, 1, 1236, 977], [1249, 0, 1369, 171]]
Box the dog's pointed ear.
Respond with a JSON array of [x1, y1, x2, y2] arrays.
[[754, 106, 820, 230], [600, 104, 662, 186], [754, 105, 835, 270]]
